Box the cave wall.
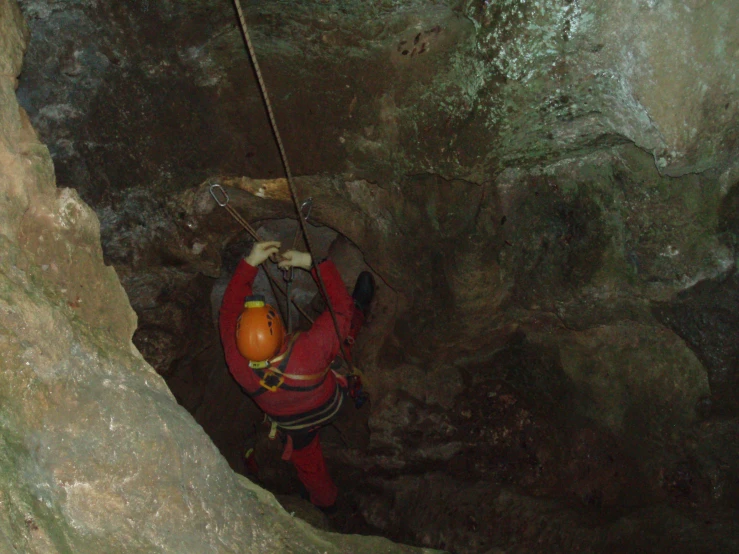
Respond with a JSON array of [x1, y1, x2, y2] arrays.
[[16, 0, 739, 369], [0, 2, 437, 552], [16, 0, 739, 189], [9, 0, 739, 550], [15, 0, 739, 496]]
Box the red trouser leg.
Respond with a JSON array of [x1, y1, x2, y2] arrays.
[[349, 305, 365, 341], [289, 433, 338, 508], [343, 306, 365, 362]]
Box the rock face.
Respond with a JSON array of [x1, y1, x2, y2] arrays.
[[16, 0, 739, 186], [10, 0, 739, 551], [0, 2, 438, 552]]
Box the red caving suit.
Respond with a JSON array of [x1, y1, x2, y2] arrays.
[[220, 258, 360, 508]]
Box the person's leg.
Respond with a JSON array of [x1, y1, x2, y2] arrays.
[[287, 273, 375, 510], [344, 271, 374, 356], [345, 306, 365, 350], [289, 431, 338, 509], [351, 271, 374, 314]]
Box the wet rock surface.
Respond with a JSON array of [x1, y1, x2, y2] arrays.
[[16, 0, 739, 188], [246, 364, 739, 553]]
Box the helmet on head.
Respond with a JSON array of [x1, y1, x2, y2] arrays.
[[235, 295, 285, 368]]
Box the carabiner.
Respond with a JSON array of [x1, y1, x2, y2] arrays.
[[259, 371, 285, 393], [209, 183, 230, 207], [300, 197, 313, 222]]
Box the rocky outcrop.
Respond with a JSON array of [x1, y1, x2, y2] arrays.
[[16, 0, 739, 189], [0, 2, 438, 552]]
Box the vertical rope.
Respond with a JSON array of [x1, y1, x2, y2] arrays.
[[219, 199, 313, 324], [231, 0, 351, 362]]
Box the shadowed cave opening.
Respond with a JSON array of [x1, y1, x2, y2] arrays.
[[131, 213, 402, 532]]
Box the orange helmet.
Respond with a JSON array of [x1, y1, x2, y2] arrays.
[[235, 295, 285, 367]]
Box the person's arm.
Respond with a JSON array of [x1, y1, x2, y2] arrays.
[[219, 242, 280, 382], [278, 251, 354, 373], [219, 259, 259, 358], [299, 259, 355, 370]]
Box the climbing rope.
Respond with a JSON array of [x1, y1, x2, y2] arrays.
[[231, 0, 353, 366], [283, 198, 313, 334], [210, 183, 314, 325]]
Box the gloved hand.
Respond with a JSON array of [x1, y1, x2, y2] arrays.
[[245, 241, 281, 267], [277, 250, 312, 271]]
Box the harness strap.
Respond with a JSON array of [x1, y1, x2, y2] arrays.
[[269, 332, 331, 382], [267, 386, 345, 433], [251, 373, 329, 397], [251, 331, 336, 395], [269, 332, 301, 366], [267, 363, 332, 382]]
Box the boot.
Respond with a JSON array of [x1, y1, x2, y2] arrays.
[[351, 271, 375, 315]]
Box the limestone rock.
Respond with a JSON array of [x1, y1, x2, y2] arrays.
[[15, 0, 739, 191], [554, 323, 709, 440], [654, 269, 739, 416], [0, 0, 27, 77]]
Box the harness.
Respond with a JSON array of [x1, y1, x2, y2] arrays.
[[269, 386, 344, 433], [249, 332, 332, 395], [247, 331, 343, 435]]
